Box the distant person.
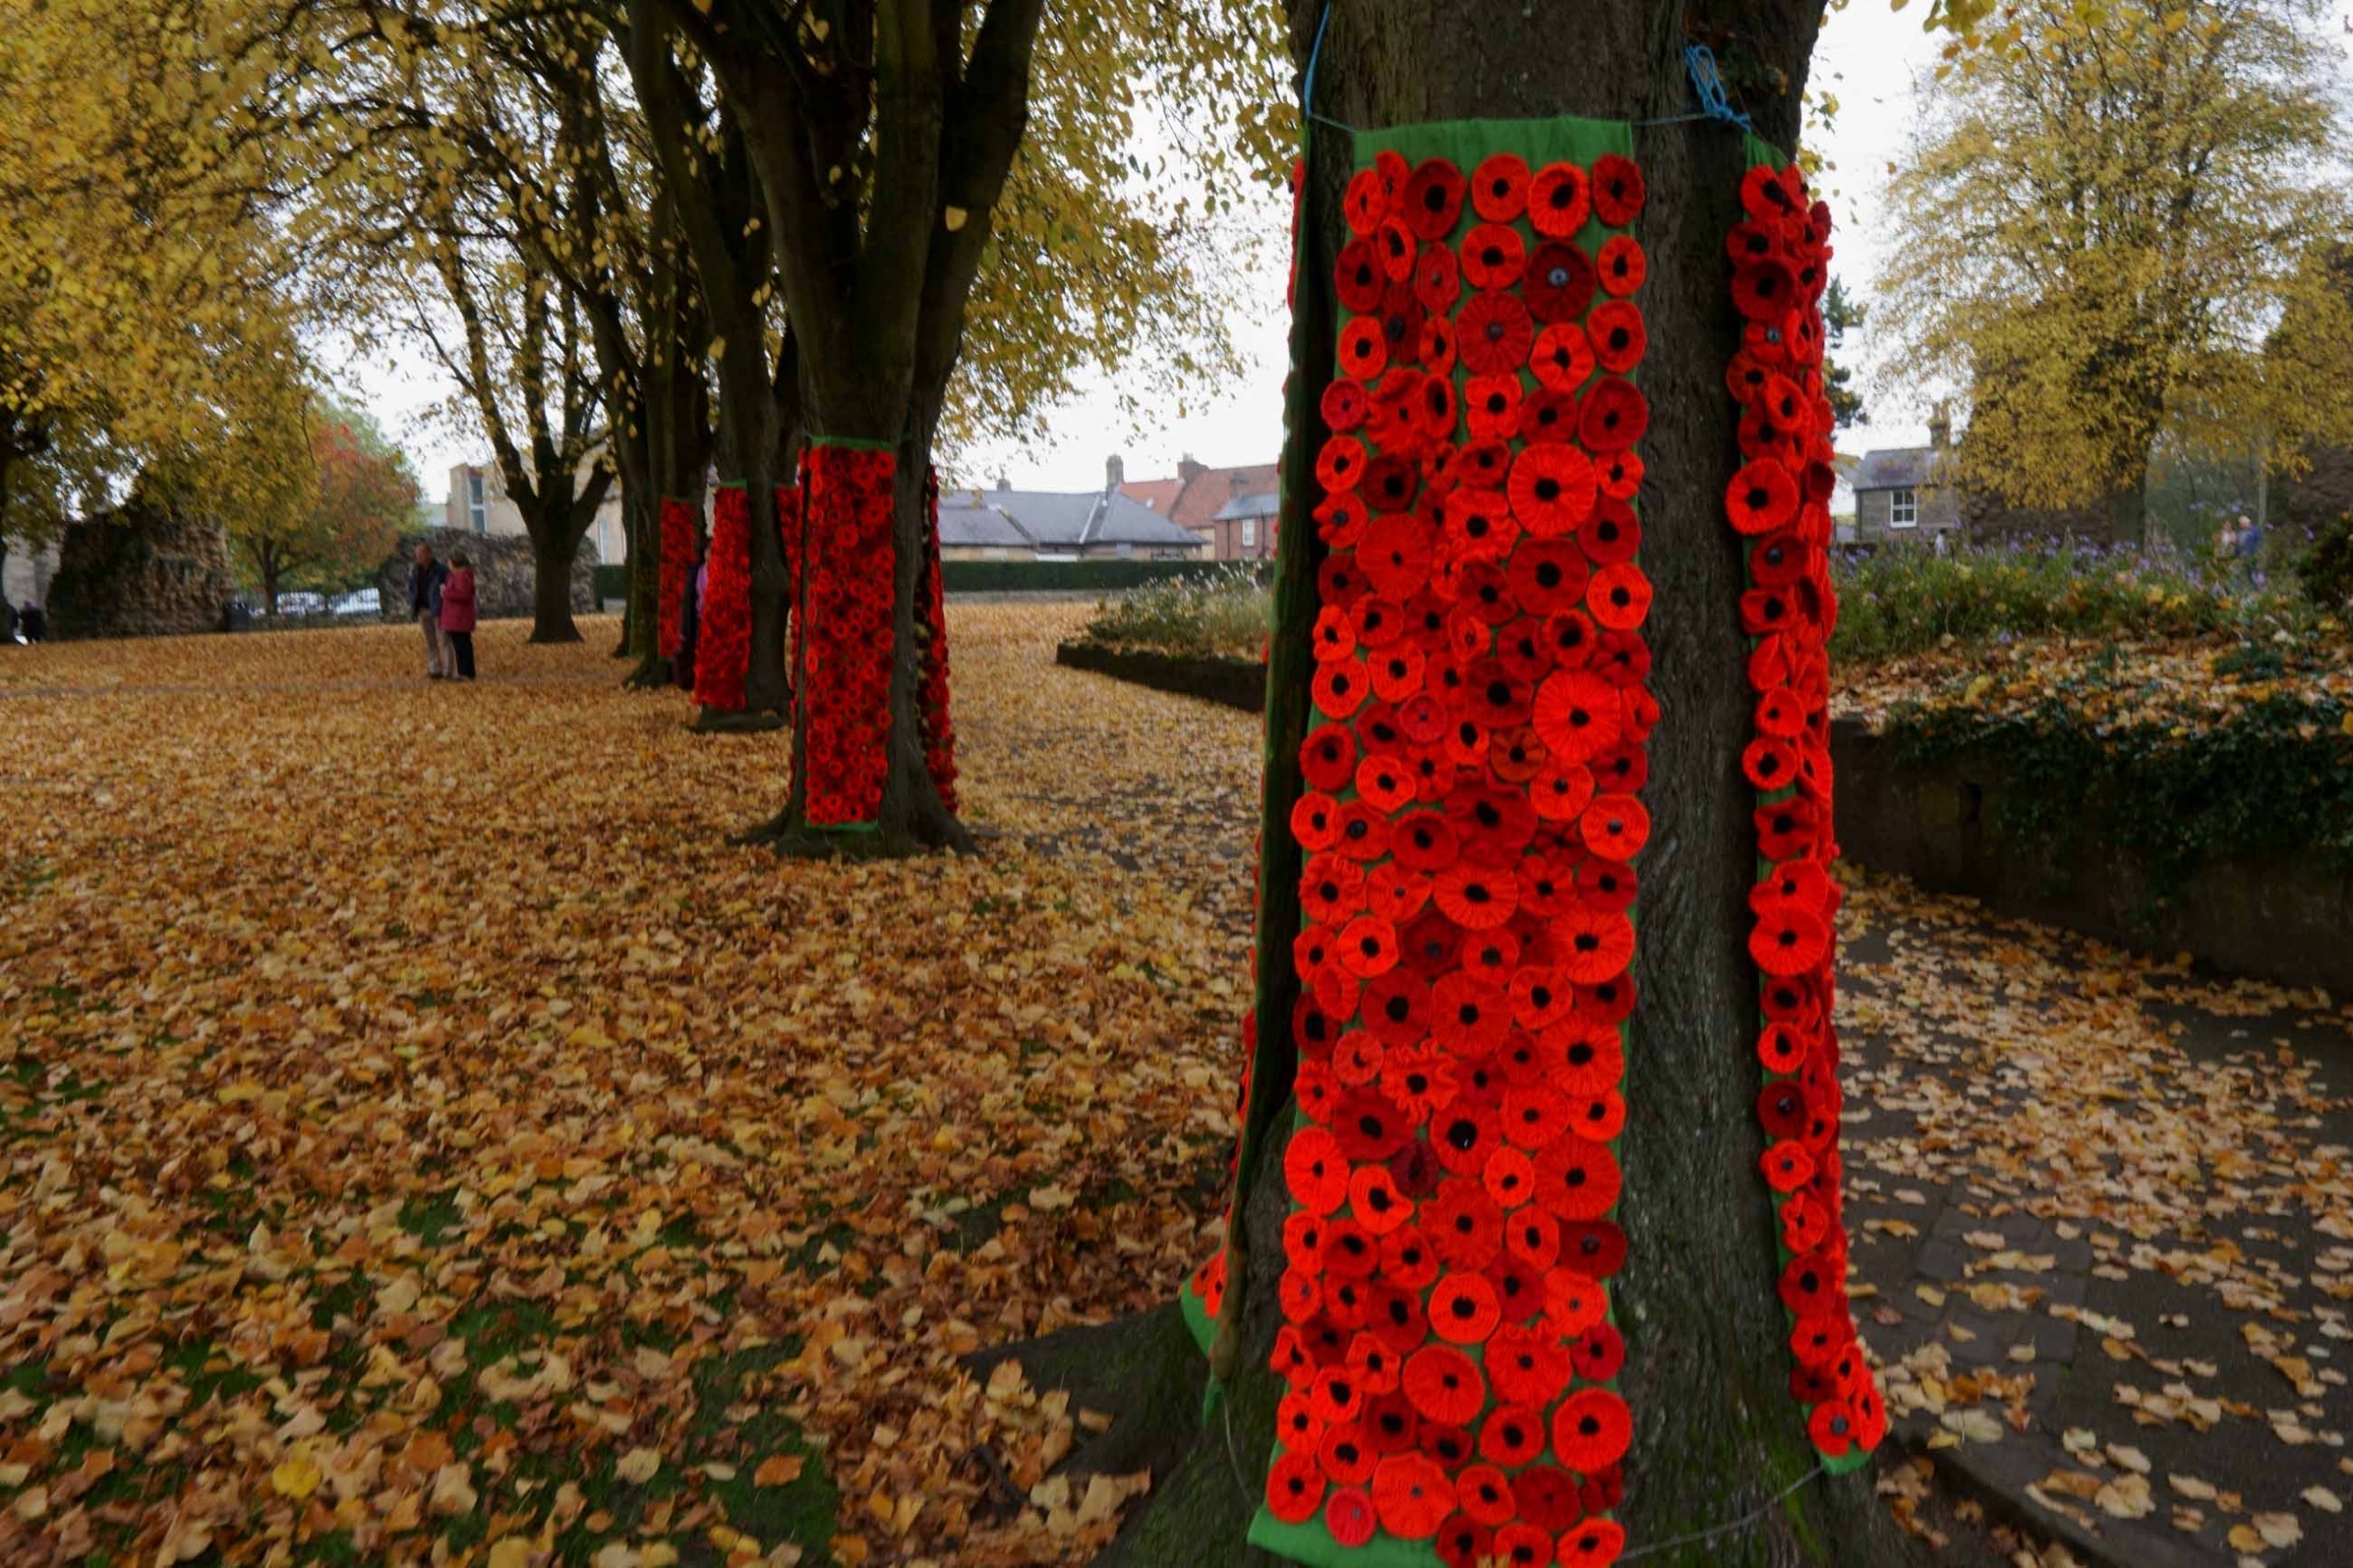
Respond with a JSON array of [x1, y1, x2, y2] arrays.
[[19, 603, 44, 643], [439, 551, 478, 681], [408, 542, 449, 678]]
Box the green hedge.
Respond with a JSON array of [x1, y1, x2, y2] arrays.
[[594, 564, 628, 602], [1887, 689, 2353, 896], [941, 558, 1267, 595]]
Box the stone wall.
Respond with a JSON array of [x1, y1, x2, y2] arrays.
[[1832, 718, 2353, 994], [1052, 645, 2353, 993], [45, 495, 237, 640], [376, 528, 597, 621]]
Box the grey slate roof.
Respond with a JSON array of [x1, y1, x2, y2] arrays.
[[1851, 447, 1942, 492], [935, 487, 1206, 552], [937, 494, 1033, 550], [991, 488, 1204, 550], [1212, 491, 1280, 521]]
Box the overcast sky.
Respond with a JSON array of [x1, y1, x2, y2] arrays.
[[334, 5, 2350, 505]]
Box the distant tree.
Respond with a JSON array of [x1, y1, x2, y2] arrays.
[[1879, 0, 2353, 546], [1822, 276, 1866, 430], [235, 402, 421, 614]]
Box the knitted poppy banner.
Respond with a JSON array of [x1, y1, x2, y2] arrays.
[[1245, 114, 1655, 1568], [1721, 145, 1885, 1472], [919, 470, 958, 809], [801, 442, 897, 825], [694, 483, 754, 713], [657, 496, 698, 661]]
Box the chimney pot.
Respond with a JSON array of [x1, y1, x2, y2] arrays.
[[1107, 454, 1125, 493]]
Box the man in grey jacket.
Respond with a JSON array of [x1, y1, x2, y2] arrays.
[[408, 543, 450, 678]]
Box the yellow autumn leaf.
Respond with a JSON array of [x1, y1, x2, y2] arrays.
[[754, 1454, 806, 1488], [270, 1455, 323, 1499]]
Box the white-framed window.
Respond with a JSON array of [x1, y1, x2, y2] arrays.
[[1242, 517, 1257, 549], [1889, 487, 1918, 529], [467, 470, 488, 534]]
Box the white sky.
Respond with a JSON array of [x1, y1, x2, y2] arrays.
[[335, 4, 2353, 504]]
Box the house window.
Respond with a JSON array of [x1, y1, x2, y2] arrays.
[[1242, 517, 1257, 550], [1889, 488, 1918, 528], [467, 470, 488, 534]]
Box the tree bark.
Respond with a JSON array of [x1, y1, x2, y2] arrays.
[[529, 528, 583, 643], [1029, 6, 1936, 1565], [2106, 462, 2150, 549]]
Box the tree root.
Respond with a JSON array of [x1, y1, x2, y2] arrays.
[[688, 706, 787, 734], [621, 655, 672, 690]]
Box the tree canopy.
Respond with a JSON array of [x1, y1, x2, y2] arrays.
[[1877, 0, 2353, 542]]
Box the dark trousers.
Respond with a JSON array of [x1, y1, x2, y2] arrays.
[[448, 631, 475, 679]]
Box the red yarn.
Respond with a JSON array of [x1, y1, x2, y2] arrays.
[[657, 497, 699, 659], [694, 484, 754, 712]]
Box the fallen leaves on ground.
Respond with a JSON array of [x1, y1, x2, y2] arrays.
[[0, 607, 1245, 1567], [1840, 869, 2353, 1563], [1831, 631, 2352, 733]]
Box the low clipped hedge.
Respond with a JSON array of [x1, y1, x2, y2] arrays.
[[941, 558, 1265, 595], [594, 564, 628, 602]]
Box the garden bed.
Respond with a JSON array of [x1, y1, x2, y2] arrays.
[[1054, 641, 1266, 711]]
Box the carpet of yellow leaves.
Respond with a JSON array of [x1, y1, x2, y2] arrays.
[[0, 607, 1252, 1568], [9, 607, 2350, 1568]]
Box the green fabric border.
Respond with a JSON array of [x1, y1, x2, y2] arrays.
[[806, 434, 898, 453], [1248, 1512, 1434, 1568]]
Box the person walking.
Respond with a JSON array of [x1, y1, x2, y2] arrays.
[[408, 543, 449, 678], [439, 551, 478, 680]]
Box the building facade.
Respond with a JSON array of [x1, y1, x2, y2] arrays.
[[444, 461, 630, 569], [1120, 455, 1282, 561], [1848, 410, 1961, 547]]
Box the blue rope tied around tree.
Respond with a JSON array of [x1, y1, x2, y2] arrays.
[[1676, 42, 1753, 132], [1299, 5, 1750, 136]]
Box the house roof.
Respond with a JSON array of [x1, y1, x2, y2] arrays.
[[1852, 447, 1943, 491], [945, 487, 1204, 551], [937, 494, 1033, 550], [1213, 491, 1281, 521], [1166, 462, 1282, 532], [1120, 478, 1187, 515]]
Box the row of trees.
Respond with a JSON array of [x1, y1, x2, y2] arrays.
[[1879, 0, 2353, 545]]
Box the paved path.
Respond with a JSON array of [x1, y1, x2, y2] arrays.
[[1836, 879, 2353, 1567]]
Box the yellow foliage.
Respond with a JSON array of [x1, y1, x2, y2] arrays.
[[1876, 0, 2353, 534]]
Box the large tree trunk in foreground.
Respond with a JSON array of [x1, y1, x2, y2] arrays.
[[528, 528, 583, 643], [998, 5, 1934, 1565]]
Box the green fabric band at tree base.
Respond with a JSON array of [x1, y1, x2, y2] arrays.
[[806, 434, 898, 453], [714, 480, 749, 491]]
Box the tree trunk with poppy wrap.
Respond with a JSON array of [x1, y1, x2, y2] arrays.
[[639, 0, 1041, 856], [1013, 6, 1932, 1567]]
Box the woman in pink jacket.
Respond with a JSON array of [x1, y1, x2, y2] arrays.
[[438, 551, 479, 681]]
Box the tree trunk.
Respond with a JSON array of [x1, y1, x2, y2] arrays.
[[622, 488, 671, 683], [1026, 6, 1933, 1565], [529, 528, 583, 642], [2106, 465, 2149, 550]]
